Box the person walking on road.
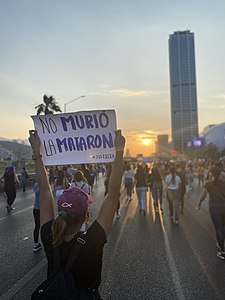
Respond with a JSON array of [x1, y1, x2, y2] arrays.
[[53, 169, 68, 201], [197, 165, 225, 260], [123, 164, 134, 202], [21, 167, 29, 192], [70, 170, 90, 194], [151, 162, 164, 213], [197, 163, 205, 187], [3, 166, 19, 213], [176, 162, 186, 214], [134, 164, 148, 216], [81, 164, 93, 192], [33, 182, 42, 252], [28, 129, 125, 299], [186, 162, 194, 192], [165, 167, 181, 224]]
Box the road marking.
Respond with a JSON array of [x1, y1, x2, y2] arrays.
[[162, 227, 186, 300], [0, 205, 33, 222], [0, 258, 47, 300]]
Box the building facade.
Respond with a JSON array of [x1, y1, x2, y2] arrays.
[[203, 122, 225, 150], [169, 30, 199, 151], [157, 134, 169, 153]]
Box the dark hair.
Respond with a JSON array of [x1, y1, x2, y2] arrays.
[[56, 170, 64, 186], [81, 164, 86, 170], [6, 166, 15, 176], [73, 170, 84, 182], [125, 164, 131, 171], [210, 166, 221, 182], [170, 167, 176, 184]]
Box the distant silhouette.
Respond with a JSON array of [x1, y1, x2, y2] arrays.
[[21, 167, 29, 192], [3, 166, 19, 213]]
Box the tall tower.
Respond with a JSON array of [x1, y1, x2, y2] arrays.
[[169, 30, 199, 151], [157, 134, 169, 154]]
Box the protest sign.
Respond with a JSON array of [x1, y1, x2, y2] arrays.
[[31, 110, 117, 165]]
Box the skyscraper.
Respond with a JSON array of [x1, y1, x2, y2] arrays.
[[169, 30, 199, 151], [157, 134, 169, 154]]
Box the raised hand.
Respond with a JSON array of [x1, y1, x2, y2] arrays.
[[114, 130, 125, 153], [28, 130, 41, 156]]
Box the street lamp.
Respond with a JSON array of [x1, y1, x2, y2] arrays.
[[64, 95, 86, 113]]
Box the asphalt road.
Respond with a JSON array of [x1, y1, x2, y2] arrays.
[[0, 176, 225, 300]]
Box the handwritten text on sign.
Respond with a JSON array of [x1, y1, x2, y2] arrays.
[[31, 110, 117, 165]]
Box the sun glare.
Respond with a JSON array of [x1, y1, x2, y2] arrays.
[[142, 138, 152, 146]]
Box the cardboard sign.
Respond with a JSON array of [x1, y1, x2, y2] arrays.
[[31, 110, 117, 165]]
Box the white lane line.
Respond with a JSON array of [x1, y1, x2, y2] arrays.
[[162, 226, 186, 300], [0, 258, 47, 300], [0, 206, 33, 222]]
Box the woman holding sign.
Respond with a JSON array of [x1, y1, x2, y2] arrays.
[[29, 129, 125, 299]]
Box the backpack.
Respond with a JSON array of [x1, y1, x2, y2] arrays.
[[31, 236, 100, 300]]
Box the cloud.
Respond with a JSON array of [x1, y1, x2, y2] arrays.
[[124, 130, 157, 140], [87, 85, 168, 101], [87, 91, 106, 96], [215, 94, 225, 99], [110, 88, 153, 97]]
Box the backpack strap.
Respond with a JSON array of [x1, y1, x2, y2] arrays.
[[65, 234, 98, 291], [51, 233, 86, 274], [80, 183, 85, 190], [65, 234, 86, 272]]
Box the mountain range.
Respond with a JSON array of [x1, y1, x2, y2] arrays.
[[0, 137, 29, 144], [0, 139, 31, 159]]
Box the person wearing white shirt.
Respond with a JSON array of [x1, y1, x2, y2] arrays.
[[70, 170, 90, 194], [165, 167, 181, 224]]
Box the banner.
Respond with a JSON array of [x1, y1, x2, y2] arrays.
[[31, 110, 117, 165]]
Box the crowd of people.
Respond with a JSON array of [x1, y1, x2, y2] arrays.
[[120, 159, 225, 261], [1, 131, 225, 298]]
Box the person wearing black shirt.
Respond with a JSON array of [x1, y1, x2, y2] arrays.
[[197, 166, 225, 260], [3, 166, 19, 213], [134, 164, 148, 216], [151, 163, 164, 213], [28, 129, 125, 298]]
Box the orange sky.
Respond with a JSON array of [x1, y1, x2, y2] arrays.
[[123, 130, 170, 157]]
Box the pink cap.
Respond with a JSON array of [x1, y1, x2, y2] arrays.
[[58, 187, 93, 217]]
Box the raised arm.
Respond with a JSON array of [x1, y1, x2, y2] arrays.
[[28, 130, 55, 226], [96, 130, 125, 235]]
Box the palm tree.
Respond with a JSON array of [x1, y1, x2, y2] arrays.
[[35, 95, 62, 115]]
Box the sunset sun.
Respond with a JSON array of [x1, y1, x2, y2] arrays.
[[142, 138, 152, 146]]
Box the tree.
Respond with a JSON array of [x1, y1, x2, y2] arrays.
[[203, 143, 220, 160], [185, 143, 221, 161], [220, 147, 225, 158], [35, 95, 62, 115]]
